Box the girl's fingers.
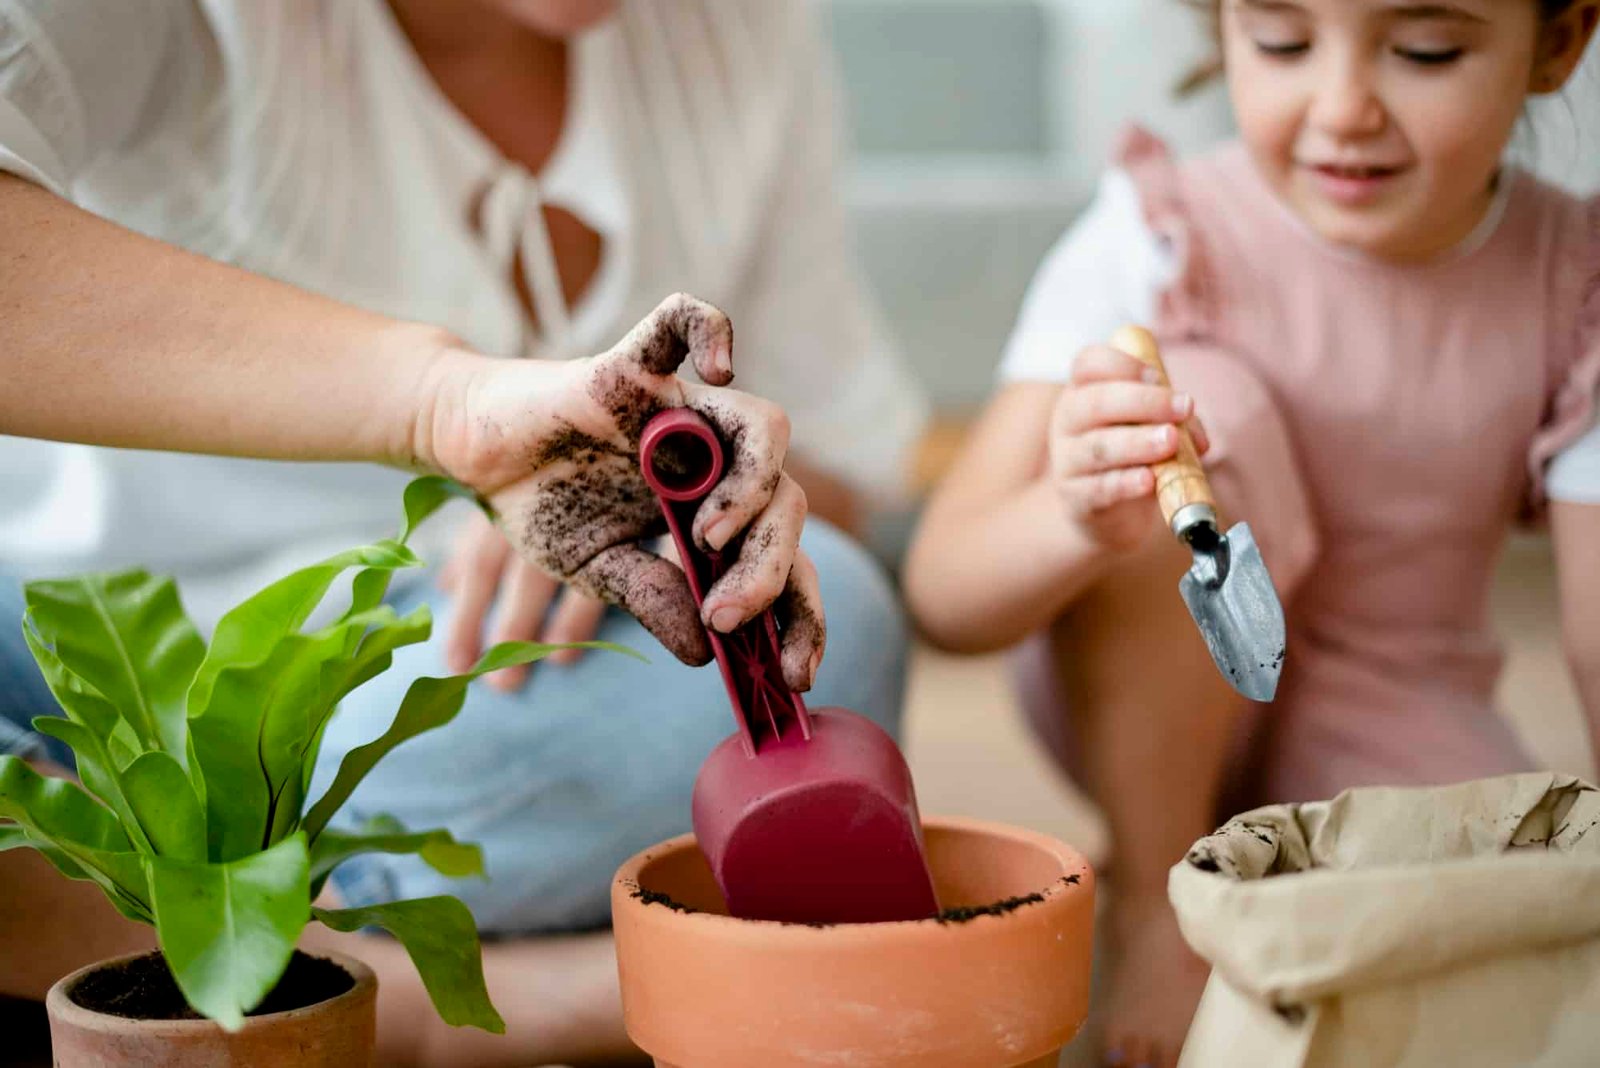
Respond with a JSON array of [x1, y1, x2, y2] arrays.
[[1058, 425, 1180, 477], [776, 548, 826, 692], [1189, 415, 1211, 456], [1055, 381, 1193, 436], [1064, 467, 1155, 516], [486, 560, 561, 692], [444, 532, 510, 675], [1070, 344, 1154, 385], [700, 472, 807, 633], [546, 591, 608, 665]]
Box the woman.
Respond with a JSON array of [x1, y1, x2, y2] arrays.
[[0, 0, 924, 1061]]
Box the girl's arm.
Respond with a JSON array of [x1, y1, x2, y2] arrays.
[[1552, 500, 1600, 772], [903, 346, 1203, 654], [902, 383, 1109, 654]]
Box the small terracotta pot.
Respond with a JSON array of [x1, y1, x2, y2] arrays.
[[613, 816, 1095, 1067], [46, 950, 376, 1068]]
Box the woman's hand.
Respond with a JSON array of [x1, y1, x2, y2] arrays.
[[422, 293, 825, 691], [438, 510, 609, 692], [1048, 344, 1210, 553]]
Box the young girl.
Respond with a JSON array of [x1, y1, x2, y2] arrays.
[[905, 2, 1600, 1065]]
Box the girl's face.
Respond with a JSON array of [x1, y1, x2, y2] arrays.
[[1221, 0, 1588, 262]]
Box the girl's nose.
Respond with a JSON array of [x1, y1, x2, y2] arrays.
[[1308, 56, 1387, 139]]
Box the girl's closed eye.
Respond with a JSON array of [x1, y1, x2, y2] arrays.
[[1256, 37, 1312, 57], [1392, 43, 1467, 64]]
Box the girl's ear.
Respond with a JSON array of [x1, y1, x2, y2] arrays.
[[1530, 1, 1600, 95]]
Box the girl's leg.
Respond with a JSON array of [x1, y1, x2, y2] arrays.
[[1045, 534, 1242, 1068], [1020, 346, 1318, 1068]]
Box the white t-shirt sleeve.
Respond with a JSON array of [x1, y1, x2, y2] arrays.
[[998, 168, 1178, 383], [1548, 413, 1600, 504], [0, 0, 194, 194]]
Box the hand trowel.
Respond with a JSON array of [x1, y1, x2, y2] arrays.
[[1111, 326, 1287, 702], [639, 408, 939, 924]]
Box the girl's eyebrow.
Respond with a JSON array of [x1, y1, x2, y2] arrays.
[[1384, 3, 1490, 22], [1237, 0, 1489, 20]]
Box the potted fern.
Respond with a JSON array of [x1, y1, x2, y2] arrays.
[[0, 477, 620, 1066]]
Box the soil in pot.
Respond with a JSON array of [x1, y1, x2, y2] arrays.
[[629, 870, 1085, 927], [70, 951, 353, 1021]]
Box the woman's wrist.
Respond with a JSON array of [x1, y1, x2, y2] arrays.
[[382, 323, 490, 479]]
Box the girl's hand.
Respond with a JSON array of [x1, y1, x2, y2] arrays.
[[438, 510, 609, 692], [424, 293, 825, 692], [1047, 344, 1211, 553]]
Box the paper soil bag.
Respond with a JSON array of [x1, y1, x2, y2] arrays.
[[1170, 773, 1600, 1068]]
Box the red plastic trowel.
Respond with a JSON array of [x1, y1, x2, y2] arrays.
[[640, 408, 939, 924]]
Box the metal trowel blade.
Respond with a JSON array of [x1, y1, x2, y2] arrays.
[[1178, 521, 1285, 702]]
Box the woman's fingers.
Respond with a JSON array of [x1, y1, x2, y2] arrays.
[[545, 590, 607, 665], [612, 292, 735, 386], [444, 526, 511, 675], [568, 543, 711, 667], [682, 385, 791, 552], [485, 560, 561, 692], [775, 548, 826, 692], [699, 472, 807, 634]]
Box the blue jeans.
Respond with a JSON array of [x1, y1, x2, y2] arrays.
[[0, 581, 70, 766], [0, 522, 910, 935]]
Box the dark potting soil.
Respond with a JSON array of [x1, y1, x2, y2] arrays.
[[631, 874, 1081, 925], [631, 887, 701, 914], [937, 892, 1046, 924], [70, 951, 353, 1021]]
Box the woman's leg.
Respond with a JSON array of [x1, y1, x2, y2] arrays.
[[1017, 346, 1318, 1068], [308, 518, 909, 1064], [0, 578, 74, 768]]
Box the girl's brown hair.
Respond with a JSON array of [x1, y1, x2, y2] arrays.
[[1177, 0, 1586, 95]]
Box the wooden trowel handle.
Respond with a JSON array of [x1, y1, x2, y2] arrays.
[[1110, 325, 1217, 536]]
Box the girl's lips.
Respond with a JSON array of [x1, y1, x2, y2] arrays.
[[1302, 162, 1406, 207]]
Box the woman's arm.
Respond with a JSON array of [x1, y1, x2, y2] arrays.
[[0, 175, 824, 678], [0, 173, 454, 466], [1552, 499, 1600, 772]]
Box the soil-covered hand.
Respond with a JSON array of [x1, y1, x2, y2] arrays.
[[1047, 344, 1210, 554], [424, 293, 825, 691]]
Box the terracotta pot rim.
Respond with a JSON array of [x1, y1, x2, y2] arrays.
[[614, 813, 1094, 934], [45, 949, 376, 1036]]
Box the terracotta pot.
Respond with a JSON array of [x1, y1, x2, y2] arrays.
[[613, 816, 1095, 1067], [46, 950, 376, 1067]]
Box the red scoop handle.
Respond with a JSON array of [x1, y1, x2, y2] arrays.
[[639, 408, 812, 754]]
